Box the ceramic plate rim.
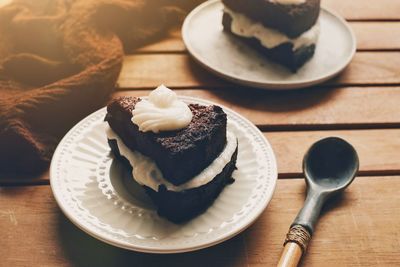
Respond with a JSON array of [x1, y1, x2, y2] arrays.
[[182, 0, 357, 90], [50, 96, 278, 253]]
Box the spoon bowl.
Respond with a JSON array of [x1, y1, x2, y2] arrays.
[[303, 137, 359, 193]]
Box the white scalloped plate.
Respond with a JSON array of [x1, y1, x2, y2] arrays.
[[182, 0, 356, 90], [50, 96, 277, 253]]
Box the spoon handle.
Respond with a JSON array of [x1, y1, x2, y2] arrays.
[[277, 225, 311, 267]]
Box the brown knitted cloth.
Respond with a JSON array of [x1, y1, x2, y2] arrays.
[[0, 0, 202, 175]]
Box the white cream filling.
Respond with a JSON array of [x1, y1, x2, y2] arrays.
[[106, 125, 237, 192], [224, 7, 320, 50]]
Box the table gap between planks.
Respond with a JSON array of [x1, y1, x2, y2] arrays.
[[1, 0, 400, 266]]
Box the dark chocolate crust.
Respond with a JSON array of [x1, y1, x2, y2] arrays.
[[108, 138, 238, 223], [105, 96, 227, 186], [223, 12, 315, 72], [222, 0, 320, 38]]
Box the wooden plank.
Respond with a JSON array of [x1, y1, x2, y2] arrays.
[[0, 171, 49, 186], [0, 185, 247, 266], [245, 176, 400, 266], [332, 52, 400, 86], [137, 29, 185, 53], [323, 0, 400, 20], [267, 129, 400, 177], [2, 128, 400, 185], [1, 176, 399, 266], [352, 22, 400, 51], [117, 53, 400, 88], [113, 87, 400, 129], [137, 23, 400, 53], [118, 54, 223, 88]]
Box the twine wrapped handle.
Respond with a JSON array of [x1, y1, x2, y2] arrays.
[[277, 225, 312, 267]]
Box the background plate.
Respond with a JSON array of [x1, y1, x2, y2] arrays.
[[50, 96, 278, 253], [182, 0, 356, 90]]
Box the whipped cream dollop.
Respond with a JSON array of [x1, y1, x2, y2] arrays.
[[224, 8, 320, 50], [106, 125, 238, 192], [270, 0, 306, 5], [131, 85, 193, 133]]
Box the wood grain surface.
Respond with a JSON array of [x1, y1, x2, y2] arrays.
[[268, 129, 400, 177], [2, 128, 399, 184], [117, 53, 400, 89], [138, 23, 400, 53], [1, 0, 400, 266], [323, 0, 400, 20], [1, 176, 399, 267], [352, 22, 400, 51]]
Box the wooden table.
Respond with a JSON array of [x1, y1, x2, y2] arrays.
[[1, 0, 400, 266]]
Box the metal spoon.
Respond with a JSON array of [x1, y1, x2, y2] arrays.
[[277, 137, 359, 267]]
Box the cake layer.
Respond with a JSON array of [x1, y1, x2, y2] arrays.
[[108, 133, 238, 223], [106, 125, 237, 192], [222, 0, 320, 38], [223, 8, 319, 51], [223, 12, 316, 72], [105, 96, 227, 186]]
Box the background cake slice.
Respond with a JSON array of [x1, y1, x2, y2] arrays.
[[222, 0, 321, 71], [105, 96, 227, 186], [222, 0, 320, 38]]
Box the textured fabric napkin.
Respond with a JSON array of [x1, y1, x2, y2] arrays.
[[0, 0, 202, 175]]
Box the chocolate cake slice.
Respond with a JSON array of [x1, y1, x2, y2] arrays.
[[221, 0, 320, 72], [222, 0, 320, 38], [222, 13, 316, 72], [108, 137, 238, 223], [105, 96, 227, 186]]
